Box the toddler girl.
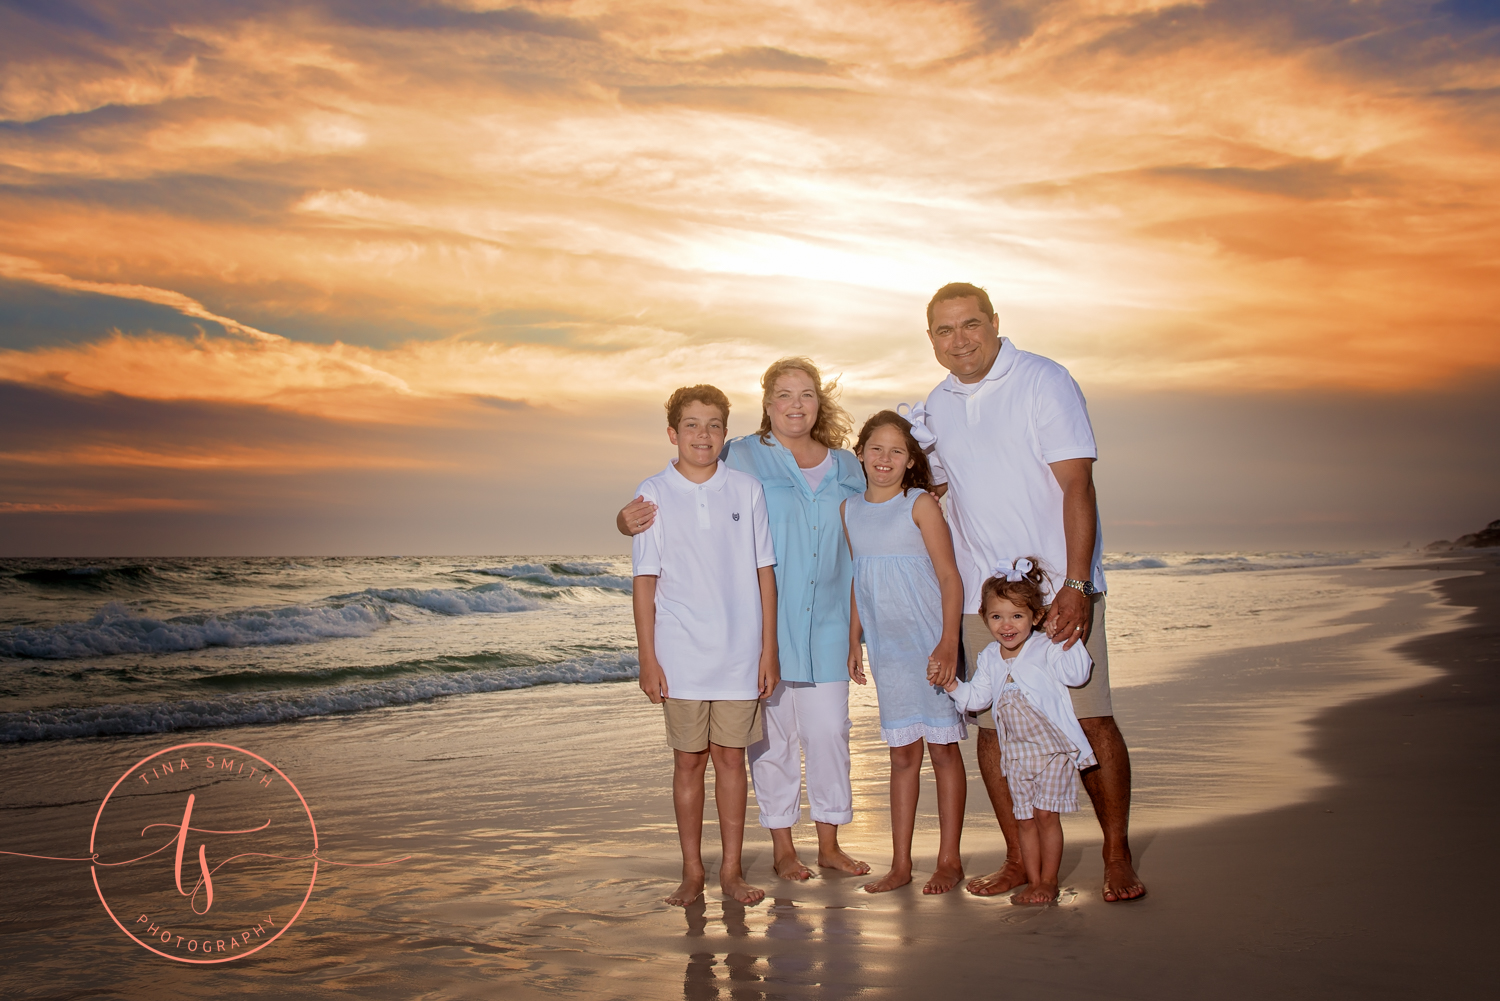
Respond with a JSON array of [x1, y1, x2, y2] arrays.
[[841, 410, 968, 894], [938, 559, 1095, 905]]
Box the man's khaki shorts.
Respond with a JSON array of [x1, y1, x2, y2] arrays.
[[963, 592, 1112, 727], [662, 698, 764, 752]]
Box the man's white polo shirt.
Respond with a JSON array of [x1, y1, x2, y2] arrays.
[[925, 338, 1107, 612], [631, 459, 777, 700]]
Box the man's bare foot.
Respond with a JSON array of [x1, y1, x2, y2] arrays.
[[1102, 858, 1146, 902], [666, 864, 706, 906], [1010, 881, 1059, 905], [862, 866, 912, 893], [720, 873, 766, 905], [922, 862, 964, 895], [774, 853, 814, 880], [817, 848, 871, 876], [965, 858, 1025, 897]]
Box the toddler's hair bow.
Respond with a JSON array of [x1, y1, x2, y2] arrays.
[[896, 401, 936, 447], [993, 557, 1034, 582]]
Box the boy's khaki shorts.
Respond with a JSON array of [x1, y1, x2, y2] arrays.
[[663, 698, 764, 752], [963, 593, 1112, 727]]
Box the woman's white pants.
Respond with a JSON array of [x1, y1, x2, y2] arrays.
[[748, 680, 853, 828]]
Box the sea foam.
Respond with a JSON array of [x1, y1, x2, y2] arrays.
[[0, 651, 641, 742]]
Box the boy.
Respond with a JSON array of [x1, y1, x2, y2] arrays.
[[631, 384, 779, 907]]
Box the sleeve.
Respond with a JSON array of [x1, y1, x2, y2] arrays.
[[949, 646, 997, 712], [630, 483, 663, 577], [927, 447, 948, 486], [1034, 364, 1098, 465], [751, 480, 777, 569], [1046, 636, 1094, 688]]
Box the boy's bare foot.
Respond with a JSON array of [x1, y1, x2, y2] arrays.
[[966, 858, 1025, 896], [1102, 858, 1146, 902], [719, 873, 765, 905], [922, 862, 964, 894], [667, 863, 707, 907], [817, 848, 871, 876], [862, 866, 912, 893], [1010, 881, 1059, 905], [773, 851, 814, 880]]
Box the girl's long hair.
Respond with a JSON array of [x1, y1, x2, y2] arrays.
[[854, 410, 933, 494]]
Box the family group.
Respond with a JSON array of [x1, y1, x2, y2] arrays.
[[618, 282, 1145, 909]]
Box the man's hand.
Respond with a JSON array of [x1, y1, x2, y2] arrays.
[[638, 658, 668, 703], [1046, 585, 1093, 650], [617, 496, 657, 537], [848, 645, 867, 685]]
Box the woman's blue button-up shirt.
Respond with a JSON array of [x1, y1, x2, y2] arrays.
[[722, 434, 865, 683]]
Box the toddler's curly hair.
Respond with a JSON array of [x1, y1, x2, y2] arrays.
[[980, 556, 1050, 623]]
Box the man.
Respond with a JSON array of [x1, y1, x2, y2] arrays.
[[920, 282, 1146, 903]]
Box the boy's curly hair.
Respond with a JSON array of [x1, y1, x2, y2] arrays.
[[665, 384, 730, 429]]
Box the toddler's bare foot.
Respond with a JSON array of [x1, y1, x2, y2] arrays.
[[719, 872, 765, 905], [666, 863, 706, 906], [817, 848, 871, 876], [773, 851, 814, 881], [922, 861, 964, 894], [966, 858, 1025, 897], [1010, 881, 1059, 905], [862, 866, 912, 893], [1102, 857, 1146, 902]]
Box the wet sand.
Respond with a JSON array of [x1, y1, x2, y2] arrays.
[[1, 554, 1494, 998]]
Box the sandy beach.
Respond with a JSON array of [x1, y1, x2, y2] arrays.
[[1, 552, 1494, 999]]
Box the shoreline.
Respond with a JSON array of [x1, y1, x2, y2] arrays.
[[0, 554, 1491, 997]]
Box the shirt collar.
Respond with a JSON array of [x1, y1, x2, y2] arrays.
[[940, 337, 1018, 397], [665, 458, 728, 492]]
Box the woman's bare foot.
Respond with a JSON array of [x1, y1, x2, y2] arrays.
[[773, 851, 815, 880], [922, 862, 964, 894], [965, 858, 1025, 896], [666, 863, 707, 906], [1102, 858, 1146, 902], [1010, 881, 1059, 905], [720, 873, 766, 905], [817, 848, 871, 876], [862, 866, 912, 893]]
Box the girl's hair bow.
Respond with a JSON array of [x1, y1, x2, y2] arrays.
[[895, 401, 936, 447], [993, 557, 1034, 582]]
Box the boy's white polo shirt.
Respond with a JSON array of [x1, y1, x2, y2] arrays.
[[925, 338, 1107, 611], [631, 459, 777, 701]]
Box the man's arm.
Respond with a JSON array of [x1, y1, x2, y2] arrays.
[[632, 575, 668, 702], [1046, 457, 1097, 650], [756, 565, 780, 698]]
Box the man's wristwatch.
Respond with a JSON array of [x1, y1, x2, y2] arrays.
[[1062, 578, 1098, 596]]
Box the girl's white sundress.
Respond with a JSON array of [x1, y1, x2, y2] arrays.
[[845, 489, 968, 747]]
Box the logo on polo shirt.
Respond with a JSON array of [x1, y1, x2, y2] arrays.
[[733, 512, 740, 521]]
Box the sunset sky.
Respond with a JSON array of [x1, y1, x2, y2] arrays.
[[2, 0, 1497, 556]]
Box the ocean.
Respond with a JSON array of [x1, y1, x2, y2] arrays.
[[0, 551, 1384, 744]]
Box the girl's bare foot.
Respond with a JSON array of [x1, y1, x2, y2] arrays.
[[922, 862, 964, 894], [720, 873, 766, 905], [817, 848, 871, 876], [966, 858, 1025, 897], [862, 866, 912, 893], [1009, 881, 1059, 905], [667, 863, 707, 906], [774, 852, 814, 880]]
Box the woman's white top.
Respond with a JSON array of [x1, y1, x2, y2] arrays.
[[949, 632, 1096, 767]]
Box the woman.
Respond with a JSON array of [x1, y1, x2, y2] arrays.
[[619, 357, 869, 880]]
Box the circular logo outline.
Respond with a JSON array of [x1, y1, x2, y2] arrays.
[[90, 741, 320, 964]]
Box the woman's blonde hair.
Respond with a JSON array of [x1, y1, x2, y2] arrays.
[[756, 356, 853, 450]]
